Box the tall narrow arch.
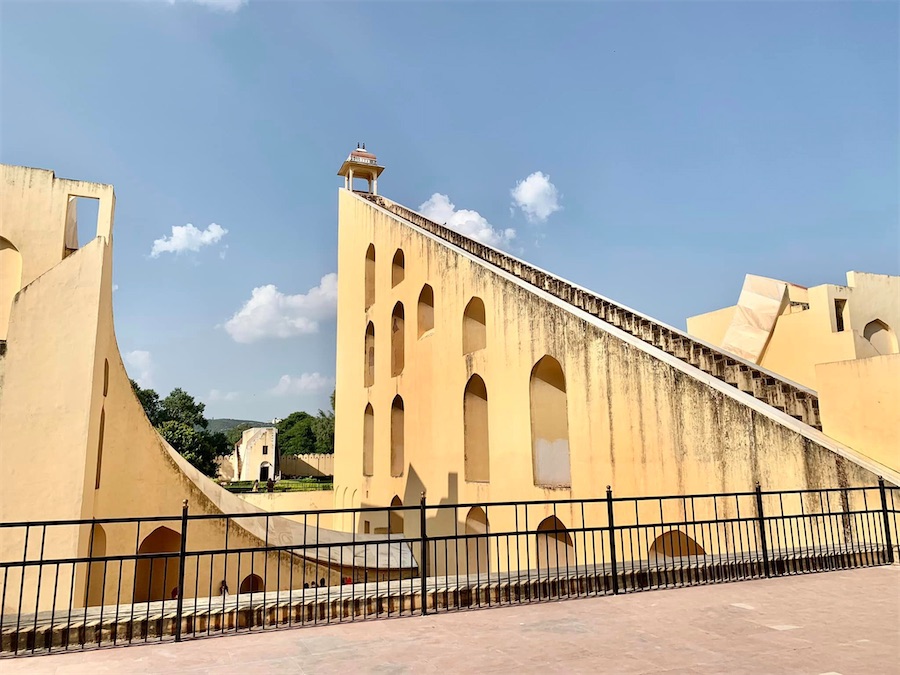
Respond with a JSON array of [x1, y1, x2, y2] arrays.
[[365, 244, 376, 310], [530, 356, 571, 488], [391, 396, 405, 477], [0, 237, 22, 341], [94, 408, 105, 490], [535, 515, 573, 572], [863, 319, 898, 355], [462, 297, 486, 354], [364, 322, 375, 387], [86, 524, 107, 606], [417, 284, 435, 337], [363, 404, 374, 477], [134, 526, 181, 603], [391, 302, 405, 376], [389, 495, 404, 535], [464, 506, 490, 576], [392, 249, 405, 287], [463, 375, 490, 482]]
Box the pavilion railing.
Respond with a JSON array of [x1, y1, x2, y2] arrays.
[[1, 479, 897, 657]]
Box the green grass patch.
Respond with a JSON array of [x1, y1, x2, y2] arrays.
[[222, 478, 332, 493]]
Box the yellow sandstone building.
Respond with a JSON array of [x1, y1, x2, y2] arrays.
[[0, 152, 897, 627], [687, 272, 899, 474], [330, 149, 898, 550]]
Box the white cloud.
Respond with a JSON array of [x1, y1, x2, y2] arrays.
[[511, 171, 561, 223], [150, 223, 228, 258], [166, 0, 248, 12], [125, 350, 154, 388], [112, 284, 119, 292], [224, 273, 338, 343], [270, 373, 332, 396], [208, 389, 239, 402], [418, 194, 516, 248]]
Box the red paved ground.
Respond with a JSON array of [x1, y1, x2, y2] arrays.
[[4, 566, 898, 674]]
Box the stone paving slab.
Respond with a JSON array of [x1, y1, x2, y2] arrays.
[[2, 566, 897, 674]]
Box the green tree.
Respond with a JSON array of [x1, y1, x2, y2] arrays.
[[311, 390, 335, 454], [131, 381, 227, 478], [158, 421, 229, 477], [276, 411, 317, 456], [131, 380, 162, 427], [161, 387, 208, 429]]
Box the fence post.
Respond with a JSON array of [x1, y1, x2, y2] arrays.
[[606, 486, 619, 595], [175, 500, 189, 642], [419, 491, 428, 616], [878, 477, 895, 565], [754, 483, 771, 579]]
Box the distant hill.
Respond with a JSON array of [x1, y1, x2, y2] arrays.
[[207, 418, 268, 434]]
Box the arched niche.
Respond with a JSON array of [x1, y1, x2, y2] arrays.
[[389, 495, 404, 535], [392, 249, 405, 287], [134, 526, 182, 603], [363, 404, 374, 477], [365, 244, 376, 310], [86, 524, 107, 606], [391, 396, 404, 477], [863, 319, 898, 355], [535, 515, 574, 572], [417, 284, 435, 337], [462, 297, 486, 354], [94, 408, 105, 490], [649, 530, 706, 560], [0, 236, 22, 341], [464, 506, 490, 576], [530, 356, 571, 488], [391, 302, 405, 376], [463, 375, 489, 483], [240, 574, 265, 594], [364, 322, 375, 387]]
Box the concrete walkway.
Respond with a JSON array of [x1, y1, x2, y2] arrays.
[[3, 566, 897, 674]]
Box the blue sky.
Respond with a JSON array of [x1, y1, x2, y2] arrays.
[[2, 1, 897, 421]]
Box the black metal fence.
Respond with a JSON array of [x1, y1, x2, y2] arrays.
[[2, 480, 897, 657]]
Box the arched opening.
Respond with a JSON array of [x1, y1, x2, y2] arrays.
[[259, 462, 271, 482], [363, 404, 374, 476], [649, 530, 707, 560], [535, 516, 574, 572], [463, 375, 489, 482], [530, 356, 571, 488], [462, 297, 487, 354], [94, 408, 105, 490], [464, 506, 489, 577], [0, 237, 23, 341], [391, 302, 405, 376], [86, 524, 107, 606], [392, 249, 405, 287], [364, 322, 375, 387], [417, 284, 435, 337], [389, 495, 404, 535], [863, 319, 898, 355], [240, 574, 265, 594], [134, 526, 181, 603], [365, 244, 376, 310], [391, 396, 404, 477]]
